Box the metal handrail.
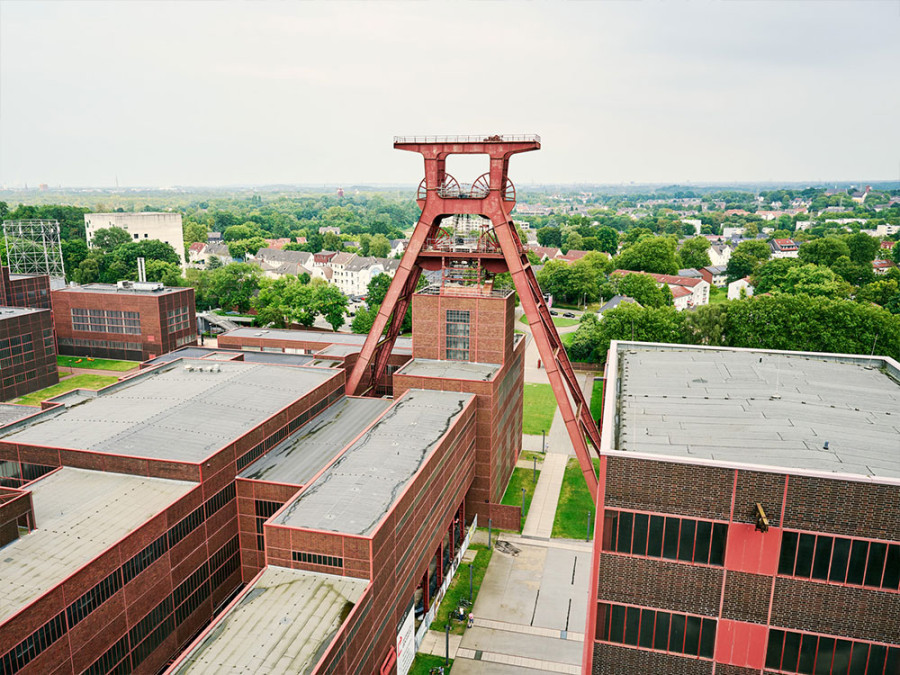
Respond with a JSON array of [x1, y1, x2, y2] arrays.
[[422, 238, 501, 254], [394, 134, 540, 144]]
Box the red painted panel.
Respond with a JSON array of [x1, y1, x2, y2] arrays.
[[714, 618, 769, 669], [724, 522, 782, 576]]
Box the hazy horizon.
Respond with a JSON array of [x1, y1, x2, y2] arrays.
[[2, 1, 898, 188]]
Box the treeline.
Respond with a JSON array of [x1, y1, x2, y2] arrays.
[[567, 295, 900, 364]]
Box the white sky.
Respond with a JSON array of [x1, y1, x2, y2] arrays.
[[1, 0, 898, 187]]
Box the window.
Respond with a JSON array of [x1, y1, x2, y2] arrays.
[[766, 628, 899, 675], [597, 603, 716, 659], [293, 550, 344, 568], [778, 531, 900, 591], [71, 308, 141, 335], [603, 510, 728, 566], [167, 305, 192, 333], [445, 309, 470, 360], [255, 500, 283, 550]]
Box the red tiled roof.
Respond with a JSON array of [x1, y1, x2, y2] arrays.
[[188, 242, 206, 253]]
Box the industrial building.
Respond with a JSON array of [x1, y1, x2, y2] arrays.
[[84, 213, 187, 267], [0, 266, 54, 311], [52, 282, 197, 361], [585, 342, 900, 674], [0, 306, 58, 401]]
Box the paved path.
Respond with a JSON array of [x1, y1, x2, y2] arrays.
[[521, 453, 567, 539]]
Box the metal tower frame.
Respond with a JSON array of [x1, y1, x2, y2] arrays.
[[2, 219, 66, 280], [345, 135, 602, 497]]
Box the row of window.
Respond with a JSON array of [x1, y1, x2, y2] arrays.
[[235, 387, 343, 471], [0, 367, 55, 390], [779, 531, 900, 592], [255, 500, 283, 551], [0, 333, 34, 359], [166, 305, 192, 333], [293, 550, 344, 568], [596, 602, 716, 659], [71, 308, 141, 335], [603, 510, 728, 567], [175, 333, 197, 347], [766, 629, 899, 674], [0, 483, 237, 672], [445, 309, 470, 361], [58, 337, 142, 352]]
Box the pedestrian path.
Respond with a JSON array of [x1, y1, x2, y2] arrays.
[[521, 452, 567, 539], [455, 646, 580, 674]]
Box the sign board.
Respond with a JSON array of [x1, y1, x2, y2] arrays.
[[396, 601, 416, 675]]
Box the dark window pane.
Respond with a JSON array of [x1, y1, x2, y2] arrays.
[[653, 612, 670, 651], [830, 538, 851, 583], [605, 512, 618, 552], [632, 514, 649, 556], [815, 637, 834, 675], [710, 523, 728, 566], [647, 516, 664, 557], [868, 645, 886, 674], [639, 610, 654, 648], [847, 540, 868, 585], [832, 640, 852, 675], [884, 648, 899, 675], [813, 536, 834, 581], [694, 521, 712, 565], [796, 534, 816, 578], [678, 520, 696, 562], [883, 545, 900, 590], [767, 629, 786, 670], [597, 604, 611, 641], [865, 542, 887, 588], [783, 631, 802, 672], [699, 619, 716, 659], [610, 605, 626, 643], [624, 607, 640, 645], [617, 512, 633, 554], [669, 614, 686, 653], [798, 634, 818, 675], [683, 616, 701, 656], [848, 643, 868, 675], [780, 531, 799, 575], [663, 518, 680, 560]]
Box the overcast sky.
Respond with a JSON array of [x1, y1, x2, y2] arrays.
[[1, 0, 898, 188]]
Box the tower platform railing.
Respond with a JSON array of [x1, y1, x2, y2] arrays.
[[394, 134, 541, 144]]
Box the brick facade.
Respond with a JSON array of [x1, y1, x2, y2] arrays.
[[0, 307, 58, 401]]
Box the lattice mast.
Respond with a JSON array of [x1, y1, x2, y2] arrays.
[[2, 219, 66, 280], [345, 135, 602, 497]]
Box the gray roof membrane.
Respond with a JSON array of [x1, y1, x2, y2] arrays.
[[617, 347, 900, 480], [224, 327, 413, 350], [2, 360, 336, 462], [0, 404, 39, 428], [239, 397, 392, 485], [144, 347, 317, 367], [274, 389, 473, 535], [397, 358, 500, 381]]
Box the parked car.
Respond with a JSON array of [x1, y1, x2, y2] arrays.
[[562, 311, 576, 318], [549, 310, 559, 316]]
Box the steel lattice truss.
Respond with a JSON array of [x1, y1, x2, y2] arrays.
[[2, 219, 66, 280]]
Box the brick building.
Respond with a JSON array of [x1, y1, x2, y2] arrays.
[[0, 307, 58, 401], [585, 342, 900, 674], [0, 267, 53, 311], [52, 282, 197, 361]]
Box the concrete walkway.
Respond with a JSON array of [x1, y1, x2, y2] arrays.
[[521, 453, 567, 539]]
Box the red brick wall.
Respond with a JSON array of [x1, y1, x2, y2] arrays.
[[592, 643, 713, 675], [0, 308, 58, 400]]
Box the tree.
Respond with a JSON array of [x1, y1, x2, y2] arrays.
[[351, 304, 377, 334], [567, 304, 684, 363], [145, 260, 183, 286], [207, 255, 223, 270], [678, 237, 711, 269], [74, 257, 100, 284], [830, 255, 875, 287], [206, 263, 261, 312], [369, 234, 391, 258], [358, 233, 372, 256], [616, 272, 672, 308], [613, 236, 679, 275], [799, 237, 851, 267], [752, 258, 802, 294], [857, 279, 899, 307], [845, 233, 880, 265], [366, 273, 392, 304], [92, 227, 131, 252], [562, 231, 583, 253], [733, 240, 771, 262], [536, 260, 574, 303], [183, 221, 208, 245], [322, 232, 344, 251], [536, 226, 562, 248], [762, 263, 851, 298], [312, 283, 349, 330], [223, 224, 261, 242], [62, 239, 89, 280], [725, 251, 759, 283]]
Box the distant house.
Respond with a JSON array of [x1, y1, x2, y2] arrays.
[[670, 285, 693, 311], [313, 251, 338, 266], [851, 186, 871, 204], [527, 245, 561, 262], [207, 231, 223, 243], [872, 259, 895, 276], [390, 239, 407, 258], [318, 226, 341, 235], [700, 265, 728, 288], [187, 242, 208, 265], [613, 270, 709, 310], [879, 240, 896, 258], [677, 268, 703, 279], [708, 243, 733, 267], [254, 248, 314, 270], [597, 295, 640, 318], [263, 238, 291, 250], [728, 277, 755, 300], [770, 239, 799, 259], [557, 249, 592, 263], [205, 243, 233, 266], [722, 226, 746, 238]]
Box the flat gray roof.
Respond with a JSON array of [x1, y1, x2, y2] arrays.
[[274, 389, 473, 534], [397, 358, 500, 381], [171, 566, 367, 674], [2, 360, 337, 463], [0, 467, 194, 622], [239, 397, 392, 484], [0, 306, 45, 318], [144, 347, 316, 367], [225, 327, 413, 351], [616, 346, 900, 480], [55, 283, 187, 296], [0, 404, 39, 427]]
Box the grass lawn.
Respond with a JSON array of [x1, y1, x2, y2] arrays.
[[519, 314, 580, 328], [561, 331, 575, 347], [520, 450, 546, 463], [552, 458, 601, 540], [410, 654, 451, 674], [709, 286, 728, 305], [14, 374, 120, 407], [522, 383, 557, 435], [501, 467, 540, 526], [429, 543, 493, 636], [57, 355, 139, 371], [590, 378, 604, 423]]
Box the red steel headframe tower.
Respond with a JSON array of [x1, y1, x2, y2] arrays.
[[346, 135, 601, 496]]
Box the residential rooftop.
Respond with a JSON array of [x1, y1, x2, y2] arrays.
[[223, 327, 413, 351], [1, 360, 338, 463], [396, 358, 500, 381], [612, 344, 900, 481], [239, 396, 392, 485], [171, 566, 367, 674], [273, 389, 473, 535], [0, 467, 194, 622]]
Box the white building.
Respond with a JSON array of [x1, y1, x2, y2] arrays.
[[85, 212, 186, 267], [728, 277, 755, 300], [708, 243, 733, 267]]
